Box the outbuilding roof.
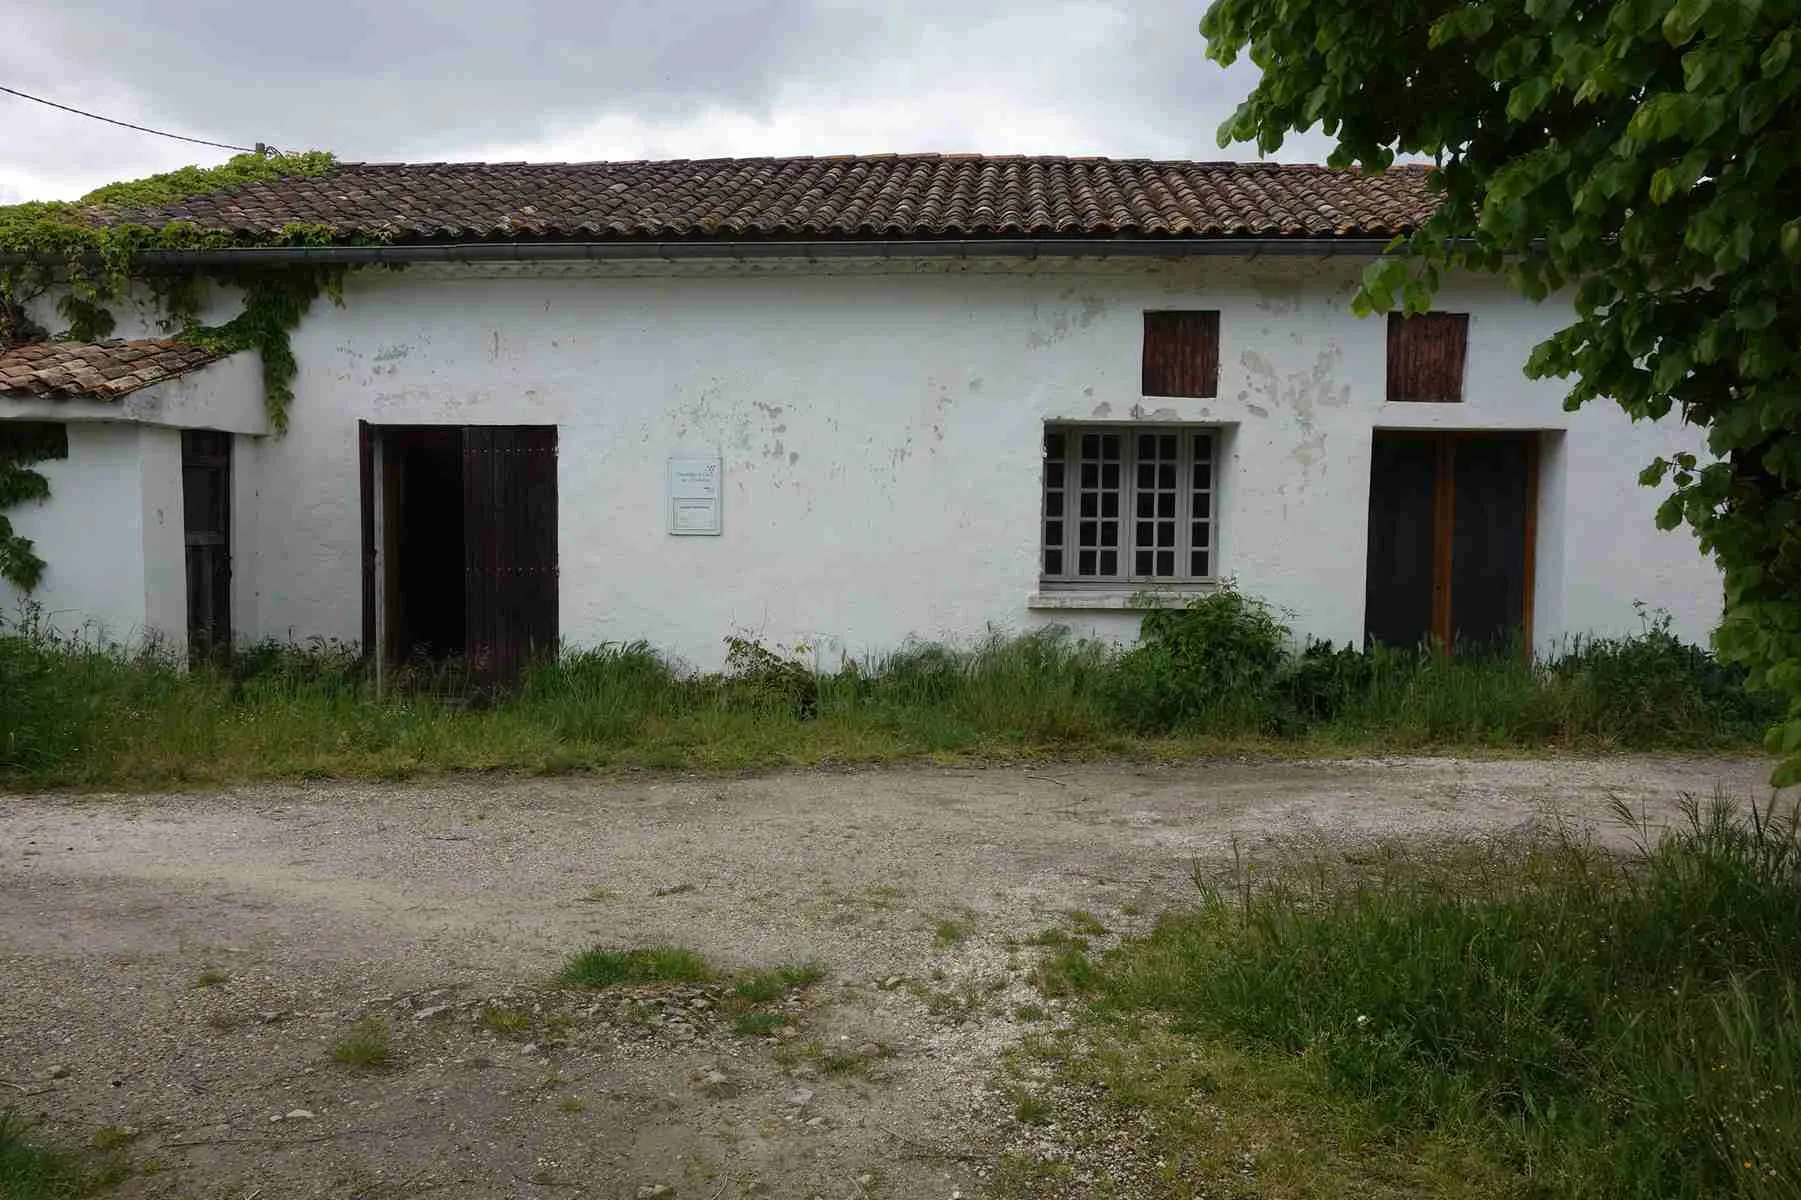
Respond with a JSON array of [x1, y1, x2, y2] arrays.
[[82, 155, 1437, 244], [0, 339, 227, 400]]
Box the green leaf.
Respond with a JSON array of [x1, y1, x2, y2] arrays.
[[1760, 29, 1792, 76], [1782, 220, 1801, 262], [1662, 0, 1712, 46], [1507, 76, 1555, 121]]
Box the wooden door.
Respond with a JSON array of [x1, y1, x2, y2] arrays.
[[1364, 431, 1537, 650], [1451, 436, 1535, 647], [462, 425, 558, 686], [1363, 433, 1441, 649]]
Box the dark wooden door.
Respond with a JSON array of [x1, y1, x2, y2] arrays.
[[1364, 434, 1441, 649], [462, 426, 558, 686], [1451, 436, 1534, 647], [1364, 432, 1536, 650], [182, 430, 232, 656]]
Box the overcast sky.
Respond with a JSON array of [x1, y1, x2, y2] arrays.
[[2, 0, 1337, 204]]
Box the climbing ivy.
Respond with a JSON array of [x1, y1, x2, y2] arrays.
[[0, 440, 53, 592], [0, 151, 350, 590]]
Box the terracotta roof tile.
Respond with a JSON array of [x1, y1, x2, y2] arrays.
[[0, 339, 227, 401], [83, 155, 1437, 244]]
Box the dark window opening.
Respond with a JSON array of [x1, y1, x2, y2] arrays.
[[1387, 312, 1470, 402], [182, 430, 231, 657], [0, 421, 69, 462], [1142, 311, 1220, 398]]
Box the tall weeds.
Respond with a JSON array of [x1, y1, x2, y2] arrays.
[[1091, 795, 1801, 1198], [0, 593, 1778, 788]]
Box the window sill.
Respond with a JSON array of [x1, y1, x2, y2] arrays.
[[1027, 585, 1217, 611]]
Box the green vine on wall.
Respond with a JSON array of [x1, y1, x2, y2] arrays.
[[0, 444, 53, 592], [0, 151, 352, 590]]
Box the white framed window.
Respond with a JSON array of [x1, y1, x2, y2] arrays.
[[1040, 425, 1216, 585]]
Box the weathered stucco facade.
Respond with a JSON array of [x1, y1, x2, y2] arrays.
[[3, 252, 1717, 666]]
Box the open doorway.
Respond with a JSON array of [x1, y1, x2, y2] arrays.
[[384, 428, 466, 661], [360, 423, 558, 686]]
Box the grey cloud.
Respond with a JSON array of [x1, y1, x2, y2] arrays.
[[2, 0, 1339, 199]]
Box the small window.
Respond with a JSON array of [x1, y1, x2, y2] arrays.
[[1142, 311, 1220, 398], [1042, 425, 1216, 583], [0, 422, 68, 462], [1387, 312, 1469, 402]]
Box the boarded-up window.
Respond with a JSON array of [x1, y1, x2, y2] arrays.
[[1142, 311, 1220, 398], [1387, 312, 1469, 402]]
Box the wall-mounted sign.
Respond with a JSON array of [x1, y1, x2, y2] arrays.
[[668, 455, 723, 535]]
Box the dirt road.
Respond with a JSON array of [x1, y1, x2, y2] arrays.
[[0, 756, 1780, 1198]]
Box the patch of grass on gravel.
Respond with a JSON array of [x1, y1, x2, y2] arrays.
[[1063, 909, 1108, 936], [731, 1010, 794, 1036], [330, 1016, 393, 1070], [730, 964, 824, 1004], [557, 946, 714, 988], [479, 1005, 532, 1039], [931, 917, 967, 946], [0, 1112, 125, 1199]]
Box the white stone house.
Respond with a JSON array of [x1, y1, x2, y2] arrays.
[[0, 155, 1717, 674]]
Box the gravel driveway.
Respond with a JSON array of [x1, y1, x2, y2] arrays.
[[0, 755, 1781, 1199]]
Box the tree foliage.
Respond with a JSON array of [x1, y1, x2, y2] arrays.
[[1201, 0, 1801, 781]]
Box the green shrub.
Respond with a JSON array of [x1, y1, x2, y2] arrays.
[[1110, 588, 1290, 731], [720, 635, 819, 718], [1097, 795, 1801, 1197]]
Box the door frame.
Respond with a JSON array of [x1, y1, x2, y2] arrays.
[[359, 422, 560, 687]]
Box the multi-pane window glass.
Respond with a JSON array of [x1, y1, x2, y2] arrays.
[[1041, 426, 1215, 583]]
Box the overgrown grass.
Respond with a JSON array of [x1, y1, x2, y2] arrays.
[[1034, 795, 1801, 1198], [0, 595, 1778, 789]]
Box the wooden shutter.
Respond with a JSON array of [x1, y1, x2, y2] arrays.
[[181, 430, 232, 657], [462, 426, 558, 687], [1142, 311, 1220, 398], [1387, 312, 1469, 402]]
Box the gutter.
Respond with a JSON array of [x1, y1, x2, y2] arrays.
[[0, 237, 1396, 269]]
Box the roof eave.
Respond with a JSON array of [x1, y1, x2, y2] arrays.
[[0, 235, 1404, 271]]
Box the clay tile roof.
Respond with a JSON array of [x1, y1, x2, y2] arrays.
[[0, 339, 227, 401], [82, 155, 1438, 244]]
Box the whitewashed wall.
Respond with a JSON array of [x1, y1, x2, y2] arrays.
[[14, 255, 1718, 665], [0, 422, 188, 652], [210, 255, 1715, 668]]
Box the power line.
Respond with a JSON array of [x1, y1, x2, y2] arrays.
[[1, 84, 256, 153]]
